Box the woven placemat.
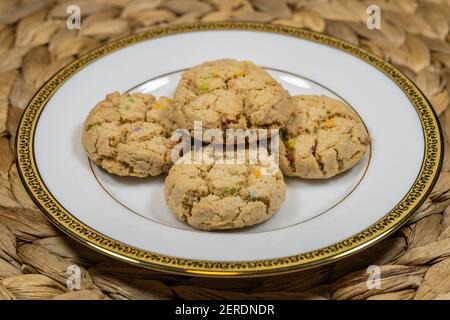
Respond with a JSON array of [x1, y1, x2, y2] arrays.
[[0, 0, 449, 300]]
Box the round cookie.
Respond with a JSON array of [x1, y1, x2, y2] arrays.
[[173, 59, 292, 137], [81, 91, 176, 177], [279, 95, 370, 179], [164, 149, 286, 231]]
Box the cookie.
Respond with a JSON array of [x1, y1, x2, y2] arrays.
[[164, 148, 286, 230], [173, 59, 292, 138], [279, 95, 370, 179], [81, 91, 176, 177]]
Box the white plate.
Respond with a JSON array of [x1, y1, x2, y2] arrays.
[[17, 22, 442, 276]]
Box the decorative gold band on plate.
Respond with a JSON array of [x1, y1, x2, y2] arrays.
[[16, 22, 443, 277]]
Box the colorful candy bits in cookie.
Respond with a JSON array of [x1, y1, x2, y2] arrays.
[[173, 59, 293, 138], [280, 95, 370, 179], [81, 91, 175, 177], [164, 149, 286, 231]]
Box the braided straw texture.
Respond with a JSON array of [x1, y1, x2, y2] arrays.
[[0, 0, 450, 300]]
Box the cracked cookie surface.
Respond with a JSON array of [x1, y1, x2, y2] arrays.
[[164, 149, 286, 230], [279, 95, 370, 179], [81, 91, 176, 177], [173, 59, 292, 137]]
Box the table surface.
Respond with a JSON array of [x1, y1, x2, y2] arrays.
[[0, 0, 449, 300]]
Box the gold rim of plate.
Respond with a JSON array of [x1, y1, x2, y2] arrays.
[[15, 22, 443, 277]]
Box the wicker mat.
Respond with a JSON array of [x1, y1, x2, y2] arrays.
[[0, 0, 450, 300]]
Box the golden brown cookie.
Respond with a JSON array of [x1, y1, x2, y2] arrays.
[[164, 148, 286, 230], [81, 91, 176, 177], [279, 95, 370, 179], [173, 59, 292, 138]]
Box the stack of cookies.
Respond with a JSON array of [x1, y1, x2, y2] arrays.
[[82, 59, 370, 231]]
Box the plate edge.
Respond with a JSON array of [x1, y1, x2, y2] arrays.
[[15, 21, 444, 277]]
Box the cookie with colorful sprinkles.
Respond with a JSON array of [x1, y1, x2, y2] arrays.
[[81, 91, 176, 177], [164, 148, 286, 230], [279, 95, 370, 179]]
